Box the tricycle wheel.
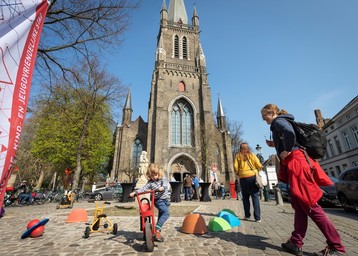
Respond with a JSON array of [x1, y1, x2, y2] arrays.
[[112, 223, 118, 235], [84, 226, 90, 238], [145, 220, 154, 252]]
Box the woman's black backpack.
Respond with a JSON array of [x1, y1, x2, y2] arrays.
[[280, 117, 327, 159]]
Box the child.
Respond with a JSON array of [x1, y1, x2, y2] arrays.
[[212, 179, 219, 199], [220, 183, 225, 199], [129, 163, 171, 242]]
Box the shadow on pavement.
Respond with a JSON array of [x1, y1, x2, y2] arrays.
[[323, 207, 358, 221]]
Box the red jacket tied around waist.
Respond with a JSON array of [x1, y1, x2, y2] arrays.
[[279, 149, 333, 207]]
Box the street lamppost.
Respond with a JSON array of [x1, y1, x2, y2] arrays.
[[256, 144, 270, 202], [255, 144, 264, 163]]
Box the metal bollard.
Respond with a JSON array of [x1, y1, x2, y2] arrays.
[[274, 185, 284, 206], [263, 186, 270, 202]]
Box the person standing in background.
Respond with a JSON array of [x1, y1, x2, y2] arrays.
[[234, 143, 263, 223], [192, 174, 200, 200], [234, 178, 241, 200], [183, 174, 192, 201]]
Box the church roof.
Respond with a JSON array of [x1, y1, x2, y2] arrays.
[[217, 97, 225, 117], [124, 88, 132, 110], [168, 0, 188, 24]]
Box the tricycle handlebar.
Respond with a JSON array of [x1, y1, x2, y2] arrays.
[[135, 190, 155, 196]]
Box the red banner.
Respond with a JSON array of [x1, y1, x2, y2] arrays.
[[0, 0, 49, 209]]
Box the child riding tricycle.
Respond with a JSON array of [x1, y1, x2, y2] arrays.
[[129, 163, 171, 252]]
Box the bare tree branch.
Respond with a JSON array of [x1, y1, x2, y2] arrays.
[[35, 0, 141, 82]]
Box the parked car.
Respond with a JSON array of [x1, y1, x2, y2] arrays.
[[335, 167, 358, 212], [89, 184, 123, 201], [277, 176, 339, 207], [319, 176, 339, 207]]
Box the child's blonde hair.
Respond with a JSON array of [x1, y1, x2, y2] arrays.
[[146, 163, 164, 179]]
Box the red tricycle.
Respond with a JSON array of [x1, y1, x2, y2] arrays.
[[135, 190, 158, 252]]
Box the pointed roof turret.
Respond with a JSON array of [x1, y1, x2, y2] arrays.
[[168, 0, 188, 24], [193, 5, 197, 17], [217, 97, 225, 118], [161, 0, 168, 21], [124, 88, 132, 110], [192, 5, 199, 28]]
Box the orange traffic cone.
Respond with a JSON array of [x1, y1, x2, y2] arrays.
[[66, 208, 88, 223]]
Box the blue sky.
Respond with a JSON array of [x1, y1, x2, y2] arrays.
[[104, 0, 358, 159]]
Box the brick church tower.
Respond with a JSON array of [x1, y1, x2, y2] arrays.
[[112, 0, 234, 185]]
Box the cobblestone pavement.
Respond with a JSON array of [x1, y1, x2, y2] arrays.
[[1, 198, 357, 256]]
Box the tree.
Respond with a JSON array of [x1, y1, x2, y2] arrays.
[[25, 57, 126, 190], [14, 116, 55, 190], [227, 118, 244, 156], [35, 0, 141, 82]]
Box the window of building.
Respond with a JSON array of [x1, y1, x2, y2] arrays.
[[174, 35, 179, 58], [346, 114, 351, 120], [328, 139, 335, 156], [178, 81, 186, 92], [343, 131, 352, 150], [182, 36, 188, 59], [335, 165, 341, 177], [329, 167, 333, 177], [131, 139, 143, 168], [351, 126, 358, 146], [334, 136, 342, 154], [171, 100, 193, 146]]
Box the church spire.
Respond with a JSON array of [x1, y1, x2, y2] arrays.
[[217, 97, 227, 131], [122, 88, 132, 125], [160, 0, 168, 26], [168, 0, 188, 24], [217, 97, 225, 118], [192, 5, 199, 29]]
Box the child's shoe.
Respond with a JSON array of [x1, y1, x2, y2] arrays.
[[154, 230, 164, 242]]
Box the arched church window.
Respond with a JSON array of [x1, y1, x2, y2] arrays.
[[178, 81, 186, 92], [171, 100, 193, 146], [182, 36, 188, 59], [174, 35, 179, 58], [131, 139, 143, 167]]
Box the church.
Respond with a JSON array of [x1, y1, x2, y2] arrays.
[[111, 0, 235, 185]]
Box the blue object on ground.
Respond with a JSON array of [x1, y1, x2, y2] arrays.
[[21, 218, 49, 239]]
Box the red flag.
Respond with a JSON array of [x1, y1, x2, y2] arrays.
[[0, 0, 50, 209]]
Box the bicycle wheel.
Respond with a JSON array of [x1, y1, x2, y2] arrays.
[[144, 219, 154, 252]]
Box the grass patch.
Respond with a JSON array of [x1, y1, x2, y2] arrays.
[[87, 205, 197, 217]]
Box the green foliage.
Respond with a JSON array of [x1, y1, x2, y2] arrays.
[[28, 85, 115, 183]]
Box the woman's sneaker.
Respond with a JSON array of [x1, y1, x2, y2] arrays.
[[313, 247, 347, 256], [281, 240, 303, 256]]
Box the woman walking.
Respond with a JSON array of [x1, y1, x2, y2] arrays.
[[261, 103, 346, 256]]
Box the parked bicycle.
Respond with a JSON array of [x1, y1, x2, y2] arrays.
[[73, 188, 90, 203]]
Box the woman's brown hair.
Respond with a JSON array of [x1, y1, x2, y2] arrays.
[[261, 104, 288, 116]]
